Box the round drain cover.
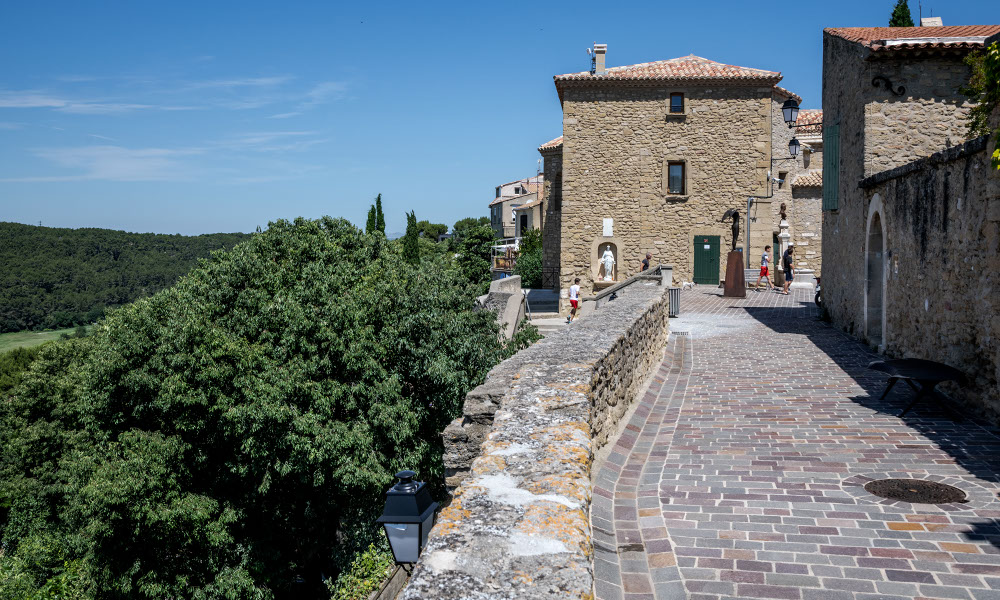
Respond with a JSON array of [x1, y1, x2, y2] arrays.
[[864, 478, 968, 504]]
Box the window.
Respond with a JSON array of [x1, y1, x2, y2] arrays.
[[823, 123, 840, 211], [495, 186, 501, 198], [669, 93, 684, 114], [778, 171, 788, 189], [514, 186, 523, 194], [667, 162, 685, 194]]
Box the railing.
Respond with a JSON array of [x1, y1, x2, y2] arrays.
[[541, 267, 559, 289], [491, 237, 520, 272], [581, 264, 671, 314]]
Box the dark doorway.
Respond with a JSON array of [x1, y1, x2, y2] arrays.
[[693, 235, 720, 285]]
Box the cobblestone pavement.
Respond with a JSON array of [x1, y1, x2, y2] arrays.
[[592, 287, 1000, 600]]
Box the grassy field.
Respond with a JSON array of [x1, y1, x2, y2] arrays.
[[0, 326, 93, 353]]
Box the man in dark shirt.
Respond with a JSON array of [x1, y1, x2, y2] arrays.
[[641, 252, 651, 271], [781, 246, 794, 295]]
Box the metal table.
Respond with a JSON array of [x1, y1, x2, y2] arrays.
[[868, 358, 965, 417]]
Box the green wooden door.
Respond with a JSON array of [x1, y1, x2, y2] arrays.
[[693, 235, 720, 285]]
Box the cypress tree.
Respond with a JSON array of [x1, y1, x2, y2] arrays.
[[365, 205, 377, 233], [375, 194, 386, 234], [402, 211, 420, 265], [889, 0, 914, 27]]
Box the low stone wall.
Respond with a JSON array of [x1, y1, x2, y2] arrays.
[[406, 282, 669, 598]]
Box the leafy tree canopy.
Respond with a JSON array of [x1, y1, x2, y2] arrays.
[[374, 194, 386, 234], [889, 0, 914, 27], [0, 217, 508, 599], [451, 217, 490, 242], [415, 220, 448, 241], [455, 224, 495, 293], [964, 42, 1000, 170]]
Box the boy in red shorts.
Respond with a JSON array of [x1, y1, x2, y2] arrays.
[[567, 278, 581, 323], [755, 245, 774, 291]]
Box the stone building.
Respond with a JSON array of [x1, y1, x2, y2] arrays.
[[537, 46, 820, 306], [488, 175, 543, 239], [821, 25, 1000, 419]]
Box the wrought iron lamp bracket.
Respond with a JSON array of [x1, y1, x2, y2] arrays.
[[872, 75, 905, 96]]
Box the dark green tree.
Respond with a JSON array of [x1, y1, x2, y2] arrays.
[[365, 205, 377, 233], [374, 194, 386, 234], [416, 220, 448, 241], [889, 0, 914, 27], [456, 224, 495, 292], [452, 217, 490, 243], [513, 228, 543, 288], [402, 211, 420, 265], [0, 218, 506, 599]]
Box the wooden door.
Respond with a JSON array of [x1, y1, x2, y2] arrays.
[[693, 235, 720, 285]]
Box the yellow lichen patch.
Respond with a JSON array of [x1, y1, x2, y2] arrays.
[[512, 571, 533, 585], [471, 455, 507, 475], [515, 503, 590, 552], [531, 422, 590, 444], [525, 473, 590, 505], [547, 381, 591, 394], [431, 499, 473, 536]]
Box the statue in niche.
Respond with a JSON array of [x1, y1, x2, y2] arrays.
[[780, 202, 788, 222], [721, 209, 741, 251], [600, 245, 616, 281]]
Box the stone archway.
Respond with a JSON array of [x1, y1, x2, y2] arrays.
[[865, 195, 887, 350]]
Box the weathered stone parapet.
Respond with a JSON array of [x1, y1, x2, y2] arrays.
[[406, 283, 669, 599]]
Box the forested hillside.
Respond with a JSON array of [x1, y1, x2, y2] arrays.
[[0, 222, 250, 333]]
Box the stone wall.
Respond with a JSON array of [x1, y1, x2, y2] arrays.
[[541, 148, 563, 288], [409, 283, 669, 598], [827, 136, 1000, 421], [822, 31, 980, 355], [789, 187, 823, 274]]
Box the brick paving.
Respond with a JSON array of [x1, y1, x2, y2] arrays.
[[592, 287, 1000, 600]]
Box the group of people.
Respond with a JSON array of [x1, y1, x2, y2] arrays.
[[754, 244, 795, 295]]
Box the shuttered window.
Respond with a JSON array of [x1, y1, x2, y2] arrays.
[[823, 123, 840, 211]]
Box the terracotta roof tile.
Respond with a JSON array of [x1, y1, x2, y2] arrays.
[[538, 135, 563, 151], [796, 109, 822, 133], [555, 54, 781, 83], [792, 170, 823, 188], [826, 25, 1000, 51], [773, 85, 803, 103]]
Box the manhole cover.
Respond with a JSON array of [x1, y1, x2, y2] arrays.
[[864, 478, 968, 504]]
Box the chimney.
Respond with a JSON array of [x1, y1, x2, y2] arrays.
[[594, 44, 607, 75]]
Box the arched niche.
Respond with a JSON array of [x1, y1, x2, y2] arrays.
[[591, 237, 623, 284], [865, 194, 887, 351]]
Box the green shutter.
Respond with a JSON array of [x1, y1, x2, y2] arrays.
[[823, 123, 840, 211]]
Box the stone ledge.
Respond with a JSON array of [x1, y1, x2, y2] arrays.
[[403, 284, 669, 599], [859, 135, 989, 189]]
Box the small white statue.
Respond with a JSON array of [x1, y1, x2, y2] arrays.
[[601, 245, 616, 281]]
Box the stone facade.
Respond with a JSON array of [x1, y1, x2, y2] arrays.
[[412, 282, 668, 598], [821, 25, 1000, 420], [851, 138, 1000, 421], [538, 54, 821, 311], [540, 143, 563, 286]]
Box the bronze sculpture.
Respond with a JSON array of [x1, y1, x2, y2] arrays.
[[721, 209, 740, 251]]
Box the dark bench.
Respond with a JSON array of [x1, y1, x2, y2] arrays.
[[868, 358, 965, 417]]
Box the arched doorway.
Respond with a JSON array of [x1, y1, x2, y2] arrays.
[[865, 195, 886, 349]]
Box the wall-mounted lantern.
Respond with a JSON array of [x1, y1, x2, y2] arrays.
[[781, 98, 800, 126], [377, 471, 438, 565], [788, 137, 801, 157]]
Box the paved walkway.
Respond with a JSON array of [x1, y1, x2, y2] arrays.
[[592, 288, 1000, 600]]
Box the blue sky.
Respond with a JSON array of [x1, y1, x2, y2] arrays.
[[1, 0, 995, 235]]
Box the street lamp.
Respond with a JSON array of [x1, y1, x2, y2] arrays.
[[377, 471, 438, 565], [788, 137, 801, 157], [782, 98, 800, 126]]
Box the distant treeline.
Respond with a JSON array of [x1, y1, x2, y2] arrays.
[[0, 222, 250, 333]]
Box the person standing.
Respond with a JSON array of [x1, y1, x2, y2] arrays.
[[781, 246, 795, 295], [567, 278, 581, 323], [641, 252, 651, 272], [755, 245, 774, 291]]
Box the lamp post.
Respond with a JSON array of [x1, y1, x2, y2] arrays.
[[377, 471, 438, 565]]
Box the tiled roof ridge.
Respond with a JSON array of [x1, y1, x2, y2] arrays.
[[792, 170, 823, 188], [489, 192, 535, 207], [554, 54, 782, 83], [825, 25, 1000, 47], [538, 135, 563, 151]]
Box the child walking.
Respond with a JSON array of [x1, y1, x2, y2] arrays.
[[755, 245, 774, 292], [567, 278, 581, 323]]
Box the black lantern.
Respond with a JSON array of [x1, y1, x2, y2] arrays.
[[377, 471, 438, 564], [782, 98, 800, 126], [788, 137, 801, 157]]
